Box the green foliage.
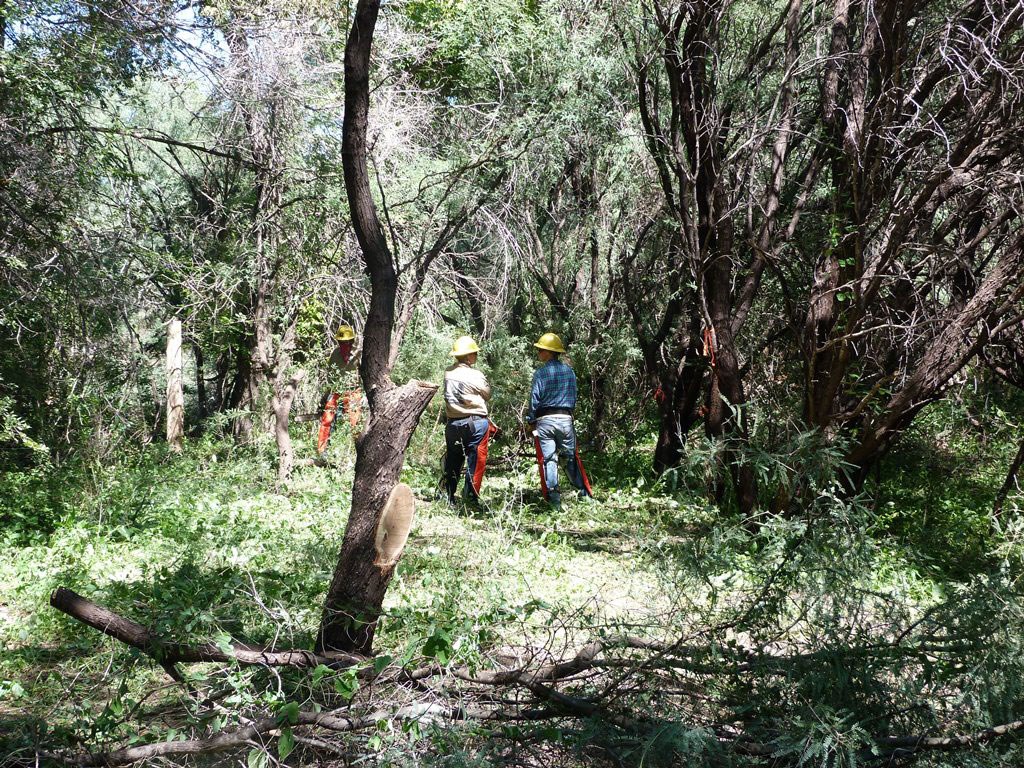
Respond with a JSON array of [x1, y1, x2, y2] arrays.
[[873, 394, 1019, 580], [3, 427, 1024, 766], [0, 464, 64, 546]]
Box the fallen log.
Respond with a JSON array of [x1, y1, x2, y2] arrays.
[[55, 699, 583, 766], [49, 587, 647, 688], [56, 696, 1024, 767], [61, 707, 422, 766], [49, 587, 363, 672], [871, 718, 1024, 758]]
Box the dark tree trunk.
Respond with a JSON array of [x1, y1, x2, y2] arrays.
[[451, 254, 486, 335], [631, 0, 773, 513], [316, 381, 436, 653], [509, 293, 526, 337], [213, 351, 230, 412], [193, 341, 207, 421], [148, 368, 164, 444], [651, 349, 705, 474], [228, 343, 257, 443], [589, 369, 610, 452], [994, 437, 1024, 520], [317, 0, 439, 655], [653, 412, 686, 474], [703, 324, 757, 514], [844, 242, 1024, 484]]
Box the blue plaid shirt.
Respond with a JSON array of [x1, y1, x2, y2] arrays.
[[527, 359, 577, 422]]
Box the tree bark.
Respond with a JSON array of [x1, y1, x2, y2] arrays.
[[703, 324, 757, 513], [229, 343, 257, 443], [651, 348, 706, 474], [273, 370, 305, 482], [317, 0, 440, 655], [316, 381, 437, 653], [994, 437, 1024, 519], [165, 317, 184, 452], [845, 243, 1024, 482], [192, 340, 207, 421], [49, 587, 360, 670]]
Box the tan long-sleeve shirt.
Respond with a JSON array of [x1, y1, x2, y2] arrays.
[[443, 362, 491, 419]]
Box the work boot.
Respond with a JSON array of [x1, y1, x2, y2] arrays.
[[462, 486, 486, 513]]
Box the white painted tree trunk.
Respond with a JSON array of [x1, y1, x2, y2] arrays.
[[166, 317, 185, 453]]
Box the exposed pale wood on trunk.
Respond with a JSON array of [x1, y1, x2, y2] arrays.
[[374, 483, 415, 566], [165, 317, 184, 452]]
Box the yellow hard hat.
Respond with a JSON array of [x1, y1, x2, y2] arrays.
[[534, 332, 566, 353], [451, 335, 480, 357], [334, 324, 355, 342]]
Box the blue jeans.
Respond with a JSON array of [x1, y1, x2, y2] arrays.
[[535, 416, 590, 504], [444, 416, 492, 502]]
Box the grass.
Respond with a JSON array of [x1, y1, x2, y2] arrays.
[[1, 407, 1023, 766], [0, 429, 708, 757]]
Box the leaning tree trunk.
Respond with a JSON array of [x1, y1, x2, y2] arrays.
[[994, 437, 1024, 520], [844, 241, 1024, 486], [165, 317, 185, 452], [316, 0, 439, 655], [316, 380, 436, 653]]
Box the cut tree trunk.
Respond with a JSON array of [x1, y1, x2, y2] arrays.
[[316, 0, 445, 656], [166, 317, 184, 452], [316, 380, 437, 654]]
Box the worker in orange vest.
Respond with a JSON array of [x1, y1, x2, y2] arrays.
[[317, 324, 362, 454]]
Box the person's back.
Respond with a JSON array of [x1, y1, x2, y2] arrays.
[[444, 361, 490, 419], [442, 337, 496, 506], [527, 333, 592, 507], [528, 357, 577, 419]]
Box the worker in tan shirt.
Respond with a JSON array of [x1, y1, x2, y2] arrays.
[[443, 336, 496, 505]]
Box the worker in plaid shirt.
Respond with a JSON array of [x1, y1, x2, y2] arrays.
[[527, 332, 593, 508]]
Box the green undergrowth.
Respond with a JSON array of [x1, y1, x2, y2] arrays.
[[1, 420, 1023, 766], [873, 393, 1024, 581], [0, 433, 715, 759]]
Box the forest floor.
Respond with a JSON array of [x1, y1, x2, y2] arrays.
[[1, 413, 1021, 766], [0, 433, 703, 761]]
